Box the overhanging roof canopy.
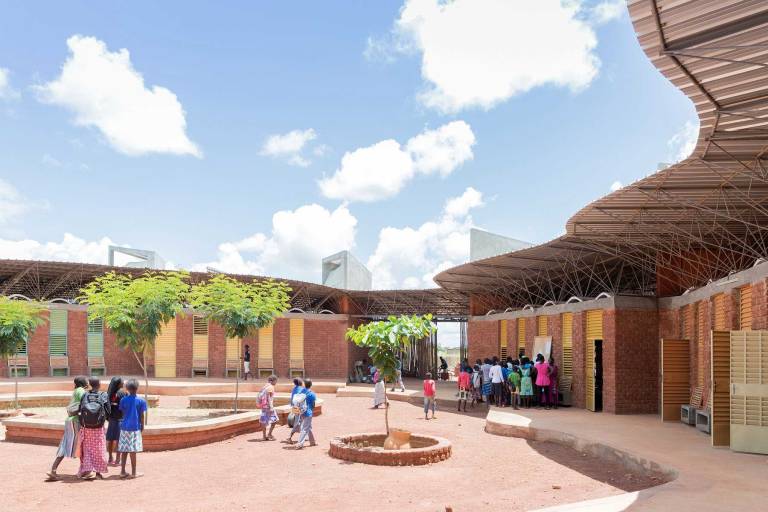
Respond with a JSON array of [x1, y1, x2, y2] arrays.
[[436, 0, 768, 305]]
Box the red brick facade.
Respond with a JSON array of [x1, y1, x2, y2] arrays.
[[467, 320, 499, 363]]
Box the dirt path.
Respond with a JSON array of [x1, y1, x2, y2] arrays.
[[0, 396, 635, 512]]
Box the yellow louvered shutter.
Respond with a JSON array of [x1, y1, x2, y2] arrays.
[[289, 319, 304, 368], [586, 338, 596, 411], [226, 337, 241, 364], [499, 320, 508, 360], [537, 316, 548, 336], [561, 313, 573, 381], [740, 286, 752, 331], [730, 330, 768, 454], [585, 310, 603, 340], [155, 319, 177, 378], [49, 309, 68, 356], [713, 294, 726, 331], [258, 325, 274, 368], [517, 318, 526, 354], [192, 315, 209, 362]]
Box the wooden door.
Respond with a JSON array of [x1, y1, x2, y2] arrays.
[[711, 330, 730, 446], [730, 330, 768, 454], [586, 339, 595, 412], [154, 319, 177, 378], [660, 338, 689, 421]]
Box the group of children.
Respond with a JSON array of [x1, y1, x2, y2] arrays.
[[457, 354, 559, 411], [47, 375, 146, 481], [260, 375, 318, 449]]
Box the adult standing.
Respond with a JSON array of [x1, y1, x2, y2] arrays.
[[243, 344, 252, 381], [480, 358, 492, 406], [295, 379, 317, 449], [534, 354, 551, 409], [47, 376, 88, 481], [105, 376, 126, 467], [78, 377, 110, 479], [489, 359, 504, 407]]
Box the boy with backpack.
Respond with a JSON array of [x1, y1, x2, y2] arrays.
[[118, 379, 147, 479], [295, 379, 317, 449], [285, 378, 306, 444], [78, 377, 110, 479]]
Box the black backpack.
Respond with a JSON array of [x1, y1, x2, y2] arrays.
[[79, 392, 106, 428]]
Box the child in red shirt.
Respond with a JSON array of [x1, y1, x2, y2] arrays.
[[457, 368, 470, 412], [423, 372, 437, 420]]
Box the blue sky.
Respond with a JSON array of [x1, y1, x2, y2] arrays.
[[0, 0, 697, 290]]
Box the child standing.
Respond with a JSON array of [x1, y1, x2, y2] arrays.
[[260, 375, 279, 441], [105, 376, 126, 467], [508, 361, 521, 410], [295, 379, 317, 449], [534, 354, 551, 409], [457, 367, 470, 412], [423, 372, 437, 420], [118, 378, 146, 479], [47, 376, 88, 481], [520, 358, 534, 408]]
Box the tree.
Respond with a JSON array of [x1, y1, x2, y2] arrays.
[[78, 271, 190, 422], [189, 275, 291, 412], [0, 297, 47, 409], [345, 314, 436, 434]]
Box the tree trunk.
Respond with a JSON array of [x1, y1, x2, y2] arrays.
[[132, 350, 150, 425], [234, 362, 240, 414], [383, 377, 389, 434], [12, 360, 19, 410]]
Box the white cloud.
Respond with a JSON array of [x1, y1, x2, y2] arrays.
[[380, 0, 600, 113], [260, 128, 318, 168], [36, 35, 201, 157], [0, 179, 47, 224], [667, 120, 699, 163], [590, 1, 626, 25], [610, 180, 622, 192], [0, 233, 115, 264], [193, 203, 357, 282], [42, 154, 63, 167], [319, 121, 475, 202], [0, 67, 20, 100], [367, 187, 484, 289]]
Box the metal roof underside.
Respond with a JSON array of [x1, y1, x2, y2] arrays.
[[435, 0, 768, 306]]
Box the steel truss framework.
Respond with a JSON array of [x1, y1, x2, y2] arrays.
[[0, 259, 469, 318], [435, 0, 768, 308]]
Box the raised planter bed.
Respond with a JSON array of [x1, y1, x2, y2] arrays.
[[329, 433, 451, 466], [0, 392, 159, 410]]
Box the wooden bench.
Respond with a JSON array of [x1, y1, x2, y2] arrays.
[[7, 355, 29, 377], [257, 358, 274, 379], [88, 356, 106, 376], [289, 358, 305, 378], [225, 358, 240, 378], [49, 356, 69, 377], [192, 358, 209, 377]]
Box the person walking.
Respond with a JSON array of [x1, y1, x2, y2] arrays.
[[423, 372, 437, 420], [105, 376, 126, 467], [46, 376, 88, 481], [118, 379, 147, 479], [259, 375, 279, 441], [285, 378, 305, 444], [78, 377, 110, 479], [295, 379, 317, 449]]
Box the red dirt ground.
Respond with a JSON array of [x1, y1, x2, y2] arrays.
[[0, 396, 637, 512]]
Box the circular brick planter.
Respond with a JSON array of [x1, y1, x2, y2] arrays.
[[329, 433, 451, 466]]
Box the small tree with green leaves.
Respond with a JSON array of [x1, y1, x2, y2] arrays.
[[346, 314, 436, 434], [78, 271, 190, 422], [189, 275, 291, 412], [0, 297, 47, 409]]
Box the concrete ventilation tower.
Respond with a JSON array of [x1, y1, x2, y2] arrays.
[[322, 250, 372, 290], [108, 246, 166, 270], [469, 228, 532, 262]]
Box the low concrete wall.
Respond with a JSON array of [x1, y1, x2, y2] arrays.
[[189, 393, 323, 415], [0, 392, 159, 409]]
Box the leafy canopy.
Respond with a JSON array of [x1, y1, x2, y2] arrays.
[[188, 275, 291, 338], [0, 297, 46, 358], [345, 314, 436, 381], [78, 271, 190, 353]]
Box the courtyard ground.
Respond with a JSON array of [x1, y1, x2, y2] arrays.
[[0, 394, 638, 512]]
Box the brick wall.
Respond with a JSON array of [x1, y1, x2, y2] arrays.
[[549, 314, 562, 371], [176, 315, 193, 378], [572, 312, 585, 409], [103, 327, 144, 377], [208, 322, 226, 378], [29, 311, 49, 377], [525, 317, 536, 359], [613, 309, 659, 414], [658, 308, 678, 340], [467, 320, 498, 363], [602, 309, 617, 413], [753, 279, 767, 329], [67, 310, 88, 376], [304, 318, 349, 379]]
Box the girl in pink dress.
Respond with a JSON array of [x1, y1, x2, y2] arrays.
[[548, 356, 559, 409], [534, 354, 551, 409]]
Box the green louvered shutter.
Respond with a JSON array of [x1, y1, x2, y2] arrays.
[[49, 309, 68, 356], [87, 317, 104, 357], [16, 335, 28, 355]]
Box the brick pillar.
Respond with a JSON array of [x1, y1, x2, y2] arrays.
[[29, 311, 50, 377], [525, 317, 536, 358], [176, 315, 193, 378], [67, 310, 88, 376], [572, 312, 585, 409], [700, 300, 712, 408], [658, 308, 678, 340], [274, 318, 290, 378], [602, 309, 617, 414], [549, 314, 562, 371], [467, 320, 498, 363], [208, 322, 226, 378], [103, 327, 144, 377], [614, 309, 659, 414], [304, 318, 349, 379]]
